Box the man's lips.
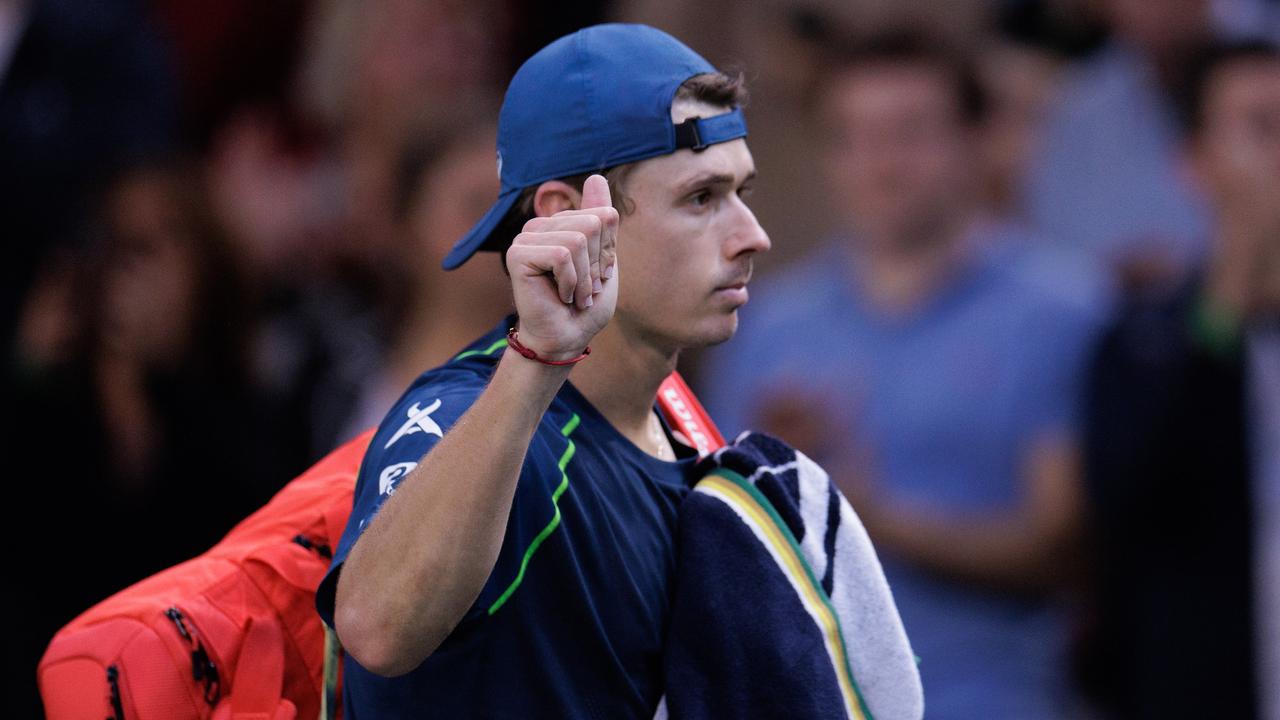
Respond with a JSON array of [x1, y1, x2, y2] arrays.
[[714, 278, 751, 304], [715, 268, 752, 292]]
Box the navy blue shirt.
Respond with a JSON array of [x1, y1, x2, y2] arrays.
[[317, 320, 696, 719]]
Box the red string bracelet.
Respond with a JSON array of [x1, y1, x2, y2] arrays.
[[506, 328, 591, 366]]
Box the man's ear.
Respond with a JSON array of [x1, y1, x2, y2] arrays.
[[533, 180, 581, 217]]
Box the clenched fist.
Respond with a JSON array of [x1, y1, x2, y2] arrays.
[[506, 175, 620, 361]]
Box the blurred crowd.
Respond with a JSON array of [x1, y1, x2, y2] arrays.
[[3, 0, 1279, 718]]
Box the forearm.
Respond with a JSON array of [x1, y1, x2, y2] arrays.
[[844, 439, 1083, 593], [335, 351, 571, 675], [861, 506, 1079, 592]]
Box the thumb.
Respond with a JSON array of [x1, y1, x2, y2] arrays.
[[580, 174, 611, 210]]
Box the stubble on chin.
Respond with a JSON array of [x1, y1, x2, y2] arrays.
[[687, 310, 739, 349]]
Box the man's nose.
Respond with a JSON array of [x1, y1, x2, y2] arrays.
[[726, 197, 771, 257]]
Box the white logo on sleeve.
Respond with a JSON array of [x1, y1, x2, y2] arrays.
[[385, 398, 444, 449], [378, 462, 418, 496]]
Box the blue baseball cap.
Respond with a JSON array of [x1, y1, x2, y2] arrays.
[[442, 23, 748, 270]]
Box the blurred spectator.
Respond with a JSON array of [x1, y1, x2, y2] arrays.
[[10, 160, 298, 715], [220, 0, 519, 458], [700, 33, 1102, 718], [0, 0, 176, 391], [298, 0, 510, 270], [204, 102, 382, 458], [338, 116, 512, 437], [1024, 0, 1220, 293], [2, 4, 174, 712], [1081, 39, 1280, 720]]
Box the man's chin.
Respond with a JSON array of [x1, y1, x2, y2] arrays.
[[686, 310, 739, 348]]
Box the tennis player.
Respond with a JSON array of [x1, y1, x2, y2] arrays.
[[317, 23, 769, 718]]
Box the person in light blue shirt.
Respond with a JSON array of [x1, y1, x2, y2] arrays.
[[1023, 0, 1219, 288], [702, 33, 1103, 719]]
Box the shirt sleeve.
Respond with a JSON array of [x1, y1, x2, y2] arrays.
[[316, 372, 483, 629], [315, 370, 571, 632]]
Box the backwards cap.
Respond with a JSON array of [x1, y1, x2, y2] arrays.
[[442, 23, 748, 270]]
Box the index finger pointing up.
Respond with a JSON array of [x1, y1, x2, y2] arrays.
[[581, 174, 612, 210]]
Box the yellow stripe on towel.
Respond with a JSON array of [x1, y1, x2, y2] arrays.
[[695, 471, 870, 720]]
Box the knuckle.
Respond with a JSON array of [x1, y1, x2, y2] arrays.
[[512, 231, 535, 247]]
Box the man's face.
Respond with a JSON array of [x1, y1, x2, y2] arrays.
[[611, 100, 770, 351], [822, 63, 971, 251], [1192, 57, 1280, 313], [1194, 58, 1280, 212]]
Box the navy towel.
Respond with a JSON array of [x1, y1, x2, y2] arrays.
[[660, 432, 923, 720]]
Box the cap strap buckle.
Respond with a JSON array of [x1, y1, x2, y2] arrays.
[[674, 116, 707, 152], [673, 108, 748, 154]]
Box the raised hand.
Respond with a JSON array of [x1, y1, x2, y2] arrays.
[[506, 175, 620, 360]]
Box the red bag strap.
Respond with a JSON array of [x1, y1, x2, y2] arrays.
[[657, 371, 726, 458], [224, 616, 296, 720]]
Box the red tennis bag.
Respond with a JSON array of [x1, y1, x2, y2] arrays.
[[38, 429, 373, 720]]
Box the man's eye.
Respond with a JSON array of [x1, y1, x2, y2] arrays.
[[690, 190, 712, 207], [737, 184, 754, 200]]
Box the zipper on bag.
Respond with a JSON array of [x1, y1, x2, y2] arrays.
[[164, 606, 221, 705], [107, 664, 125, 720]]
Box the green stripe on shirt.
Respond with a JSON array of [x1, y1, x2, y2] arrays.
[[487, 412, 581, 615], [453, 338, 509, 361]]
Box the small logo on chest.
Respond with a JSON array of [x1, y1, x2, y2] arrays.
[[385, 398, 444, 449]]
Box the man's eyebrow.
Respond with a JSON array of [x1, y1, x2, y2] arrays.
[[675, 169, 757, 193]]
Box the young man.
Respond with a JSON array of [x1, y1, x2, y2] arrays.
[[1082, 39, 1280, 720], [316, 24, 769, 718]]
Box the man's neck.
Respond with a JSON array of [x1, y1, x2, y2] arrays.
[[569, 318, 679, 456], [853, 213, 977, 315]]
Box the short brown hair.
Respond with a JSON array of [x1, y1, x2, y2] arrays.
[[490, 71, 748, 267], [822, 31, 987, 126]]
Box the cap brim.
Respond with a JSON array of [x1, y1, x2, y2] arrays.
[[442, 185, 522, 270]]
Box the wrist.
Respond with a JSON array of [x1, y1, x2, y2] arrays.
[[507, 326, 591, 365], [490, 350, 573, 410]]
